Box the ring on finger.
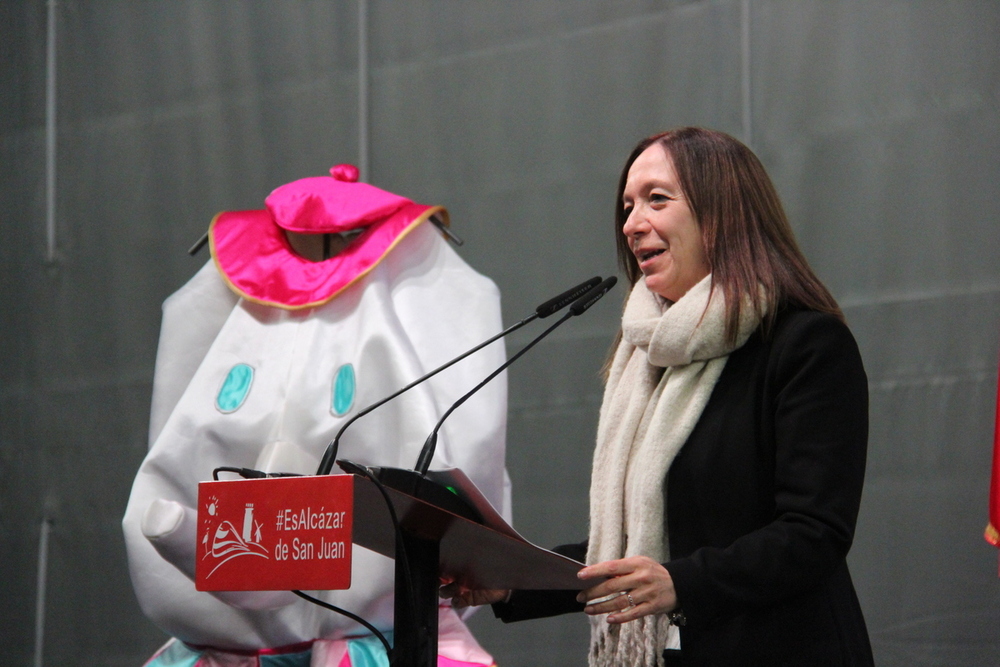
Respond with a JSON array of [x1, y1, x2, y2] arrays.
[[626, 592, 636, 608]]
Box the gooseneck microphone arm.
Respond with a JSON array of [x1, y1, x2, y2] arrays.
[[413, 312, 571, 475], [316, 316, 532, 475], [315, 276, 602, 475], [414, 276, 618, 475]]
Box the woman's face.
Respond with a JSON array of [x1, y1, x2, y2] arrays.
[[622, 143, 710, 302]]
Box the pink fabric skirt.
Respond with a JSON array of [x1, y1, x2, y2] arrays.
[[143, 607, 495, 667]]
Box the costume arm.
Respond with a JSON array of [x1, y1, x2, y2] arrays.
[[664, 312, 869, 625], [148, 261, 239, 444]]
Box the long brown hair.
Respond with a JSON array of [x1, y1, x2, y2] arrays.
[[614, 127, 842, 344]]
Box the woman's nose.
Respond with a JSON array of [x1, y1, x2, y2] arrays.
[[623, 208, 646, 238]]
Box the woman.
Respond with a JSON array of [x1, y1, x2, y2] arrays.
[[443, 128, 874, 666]]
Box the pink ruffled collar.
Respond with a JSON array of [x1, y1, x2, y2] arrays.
[[209, 165, 444, 309]]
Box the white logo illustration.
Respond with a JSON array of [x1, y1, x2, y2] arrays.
[[201, 496, 269, 577]]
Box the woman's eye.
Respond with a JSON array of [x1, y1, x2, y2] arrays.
[[622, 205, 633, 217], [650, 193, 669, 203]]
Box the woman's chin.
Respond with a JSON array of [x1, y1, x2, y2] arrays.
[[643, 276, 675, 302]]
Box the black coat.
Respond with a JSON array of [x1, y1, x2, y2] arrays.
[[495, 308, 874, 666]]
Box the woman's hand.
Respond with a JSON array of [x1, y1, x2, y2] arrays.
[[439, 580, 509, 609], [576, 556, 677, 624]]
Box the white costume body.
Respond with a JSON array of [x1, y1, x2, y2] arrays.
[[123, 223, 510, 650]]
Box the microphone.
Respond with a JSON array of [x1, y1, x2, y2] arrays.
[[570, 276, 617, 314], [315, 276, 602, 475], [534, 276, 603, 317], [337, 276, 618, 523], [413, 276, 617, 475]]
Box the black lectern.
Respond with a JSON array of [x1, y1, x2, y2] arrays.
[[345, 465, 591, 667]]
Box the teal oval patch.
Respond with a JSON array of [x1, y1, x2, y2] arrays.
[[216, 363, 254, 413], [331, 364, 356, 416]]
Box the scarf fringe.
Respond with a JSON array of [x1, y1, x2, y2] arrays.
[[589, 615, 673, 667]]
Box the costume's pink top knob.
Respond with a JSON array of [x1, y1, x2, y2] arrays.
[[330, 164, 360, 182]]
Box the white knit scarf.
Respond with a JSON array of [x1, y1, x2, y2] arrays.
[[587, 274, 762, 667]]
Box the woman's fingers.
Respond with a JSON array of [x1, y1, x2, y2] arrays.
[[578, 556, 635, 581], [576, 556, 677, 623], [575, 556, 642, 603], [580, 590, 632, 615], [606, 598, 648, 624], [438, 581, 461, 599], [578, 574, 621, 602], [463, 589, 509, 607], [438, 583, 509, 608]]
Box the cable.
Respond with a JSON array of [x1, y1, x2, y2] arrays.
[[337, 461, 416, 622], [212, 466, 266, 481], [292, 463, 412, 663], [210, 465, 395, 658], [211, 467, 304, 481], [291, 590, 392, 657]]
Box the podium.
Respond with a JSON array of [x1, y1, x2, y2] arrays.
[[347, 464, 590, 667], [196, 466, 591, 667]]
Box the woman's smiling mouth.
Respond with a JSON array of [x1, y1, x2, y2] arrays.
[[635, 247, 665, 264]]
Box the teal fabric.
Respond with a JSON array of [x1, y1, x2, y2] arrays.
[[143, 641, 201, 667], [143, 640, 313, 667], [259, 650, 312, 667], [331, 363, 356, 416], [346, 632, 393, 667], [216, 363, 254, 412]]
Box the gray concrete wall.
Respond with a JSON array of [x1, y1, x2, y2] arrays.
[[2, 1, 998, 665]]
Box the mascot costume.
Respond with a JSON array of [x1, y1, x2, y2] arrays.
[[123, 165, 508, 667]]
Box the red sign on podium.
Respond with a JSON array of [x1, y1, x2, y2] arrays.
[[195, 475, 353, 592]]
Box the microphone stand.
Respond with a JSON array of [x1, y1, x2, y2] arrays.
[[334, 314, 576, 667], [316, 276, 601, 476], [337, 277, 617, 667]]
